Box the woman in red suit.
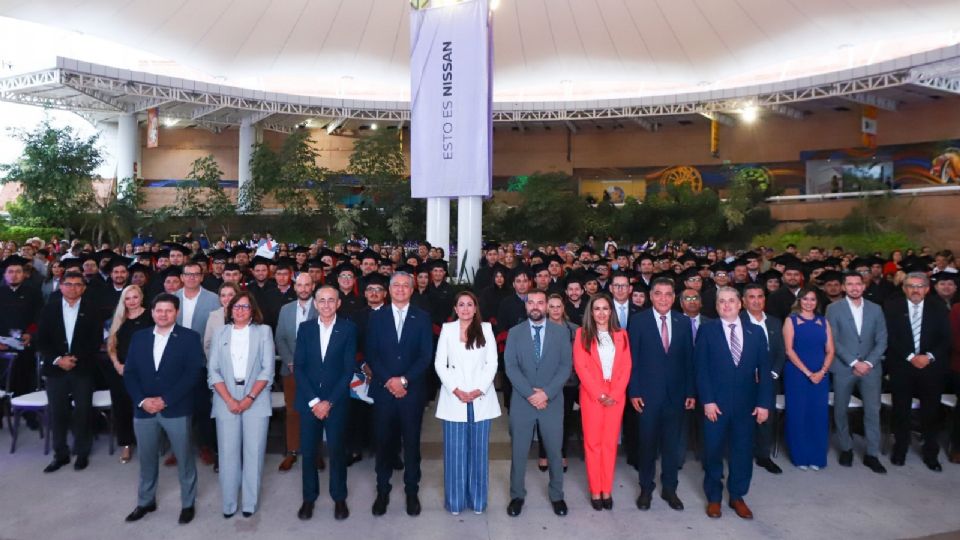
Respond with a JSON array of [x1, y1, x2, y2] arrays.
[[574, 294, 632, 510]]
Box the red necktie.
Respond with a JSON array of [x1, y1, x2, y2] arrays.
[[660, 315, 669, 353]]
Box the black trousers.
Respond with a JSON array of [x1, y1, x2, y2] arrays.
[[950, 371, 960, 453], [538, 385, 579, 459], [890, 365, 944, 460], [345, 398, 374, 457], [373, 398, 424, 495], [46, 371, 94, 460], [105, 365, 135, 446]]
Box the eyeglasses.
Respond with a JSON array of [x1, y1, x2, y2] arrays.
[[904, 284, 927, 289], [232, 304, 252, 310], [182, 272, 202, 277], [685, 277, 702, 282], [61, 282, 84, 288], [366, 287, 385, 293], [682, 296, 700, 301], [338, 273, 355, 279], [610, 283, 630, 289]]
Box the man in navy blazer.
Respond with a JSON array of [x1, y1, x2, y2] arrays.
[[696, 287, 772, 520], [628, 278, 695, 512], [294, 285, 357, 521], [365, 272, 433, 517], [123, 293, 205, 525]]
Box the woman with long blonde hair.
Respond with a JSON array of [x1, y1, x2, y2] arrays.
[[106, 285, 152, 463]]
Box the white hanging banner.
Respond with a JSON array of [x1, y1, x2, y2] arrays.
[[409, 0, 492, 198]]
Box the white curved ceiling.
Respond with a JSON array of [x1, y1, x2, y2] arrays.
[[1, 0, 959, 102]]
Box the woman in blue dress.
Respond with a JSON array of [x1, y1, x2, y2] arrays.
[[782, 286, 835, 470]]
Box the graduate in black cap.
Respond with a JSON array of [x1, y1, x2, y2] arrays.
[[99, 257, 133, 321], [410, 265, 433, 314], [202, 250, 229, 292], [333, 263, 364, 317], [472, 243, 502, 292], [930, 271, 959, 309], [291, 245, 310, 273], [820, 270, 845, 304], [477, 264, 511, 324], [357, 249, 380, 293], [0, 255, 44, 406], [426, 259, 455, 327]]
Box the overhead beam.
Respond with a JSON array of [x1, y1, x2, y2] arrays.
[[633, 117, 659, 131], [699, 111, 735, 127], [908, 75, 960, 95], [326, 116, 347, 134], [128, 98, 175, 113], [841, 93, 898, 112], [766, 104, 805, 120], [564, 120, 578, 134], [63, 85, 124, 111], [191, 104, 228, 120]]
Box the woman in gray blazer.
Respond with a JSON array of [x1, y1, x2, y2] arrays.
[[208, 290, 276, 518]]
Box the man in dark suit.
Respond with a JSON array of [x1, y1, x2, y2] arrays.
[[123, 293, 205, 524], [295, 286, 357, 521], [628, 278, 695, 511], [676, 286, 710, 468], [741, 283, 786, 474], [884, 272, 951, 471], [365, 272, 433, 517], [35, 270, 103, 472], [696, 287, 772, 520], [0, 256, 43, 408]]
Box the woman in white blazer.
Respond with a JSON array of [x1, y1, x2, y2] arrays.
[[434, 290, 500, 516], [207, 290, 275, 518]]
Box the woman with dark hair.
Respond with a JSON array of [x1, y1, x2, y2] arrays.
[[478, 265, 510, 323], [434, 291, 500, 515], [782, 286, 834, 470], [574, 294, 632, 510], [207, 290, 276, 518]]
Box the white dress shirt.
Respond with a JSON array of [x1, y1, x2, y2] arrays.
[[597, 330, 615, 381], [651, 308, 673, 345], [847, 297, 864, 336], [308, 316, 337, 408], [62, 298, 81, 352], [722, 318, 744, 359], [906, 300, 935, 363], [747, 310, 778, 379], [295, 300, 311, 336], [613, 300, 631, 328], [181, 292, 199, 330], [230, 324, 250, 381], [152, 327, 172, 371], [392, 303, 408, 337]]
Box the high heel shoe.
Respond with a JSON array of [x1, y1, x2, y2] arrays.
[[602, 496, 613, 510], [538, 461, 548, 472], [591, 498, 603, 511], [119, 446, 132, 464]]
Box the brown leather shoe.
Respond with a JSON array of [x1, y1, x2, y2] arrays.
[[316, 455, 326, 471], [729, 499, 753, 520], [199, 447, 216, 466], [949, 451, 960, 465], [164, 454, 177, 467], [706, 502, 722, 518], [279, 454, 298, 472]]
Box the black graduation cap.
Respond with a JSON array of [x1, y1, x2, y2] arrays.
[[511, 266, 534, 281], [77, 253, 98, 265], [575, 246, 595, 256], [359, 249, 379, 262], [761, 269, 783, 282], [593, 259, 610, 269], [155, 249, 171, 259], [819, 270, 843, 284], [680, 267, 701, 281], [397, 264, 417, 274], [545, 254, 564, 265], [614, 248, 631, 258], [782, 258, 805, 273], [61, 257, 84, 271], [580, 269, 600, 283], [275, 257, 297, 271], [163, 265, 183, 279], [413, 263, 430, 275], [0, 254, 30, 269], [824, 257, 842, 268], [710, 261, 731, 273], [250, 256, 274, 268], [378, 258, 395, 267], [223, 262, 241, 272], [850, 258, 871, 270], [333, 263, 357, 277], [164, 242, 191, 256], [128, 263, 151, 275], [531, 263, 549, 275], [482, 241, 501, 251], [204, 250, 226, 263], [93, 249, 116, 264], [771, 253, 801, 266], [931, 272, 960, 285], [741, 251, 760, 262], [677, 253, 698, 264], [136, 251, 154, 261], [425, 259, 448, 273], [304, 258, 327, 270], [318, 248, 339, 260], [291, 245, 310, 254], [363, 273, 389, 290], [230, 246, 250, 255], [107, 257, 133, 270]]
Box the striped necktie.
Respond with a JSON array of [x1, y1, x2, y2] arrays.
[[729, 323, 742, 366], [910, 303, 922, 353]]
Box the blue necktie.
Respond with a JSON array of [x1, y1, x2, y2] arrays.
[[533, 325, 542, 362]]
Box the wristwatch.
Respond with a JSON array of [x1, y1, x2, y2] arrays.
[[400, 376, 409, 389]]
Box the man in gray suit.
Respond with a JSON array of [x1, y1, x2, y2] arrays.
[[275, 273, 318, 471], [175, 261, 222, 465], [504, 289, 573, 518], [825, 271, 888, 474]]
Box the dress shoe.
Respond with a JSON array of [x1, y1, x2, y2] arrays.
[[199, 446, 215, 466], [242, 511, 253, 518], [950, 451, 960, 464], [393, 458, 404, 471], [120, 446, 133, 464], [125, 502, 157, 522], [372, 493, 389, 516], [924, 459, 943, 472], [590, 498, 603, 511], [279, 453, 298, 472], [756, 457, 783, 474], [334, 500, 350, 521], [705, 502, 722, 519], [506, 498, 524, 517], [890, 453, 906, 466], [538, 460, 548, 472], [838, 450, 853, 467], [223, 512, 235, 519], [863, 455, 887, 474], [347, 453, 362, 467], [602, 496, 613, 510], [178, 507, 195, 524], [316, 455, 326, 471], [636, 490, 652, 511], [73, 456, 89, 471], [297, 501, 314, 520], [729, 499, 753, 520], [661, 491, 684, 511], [43, 456, 70, 473], [551, 500, 568, 516], [164, 454, 177, 467], [406, 494, 421, 516]]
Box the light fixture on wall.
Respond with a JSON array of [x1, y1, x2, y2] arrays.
[[371, 123, 378, 130], [162, 118, 178, 128], [739, 105, 759, 123]]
